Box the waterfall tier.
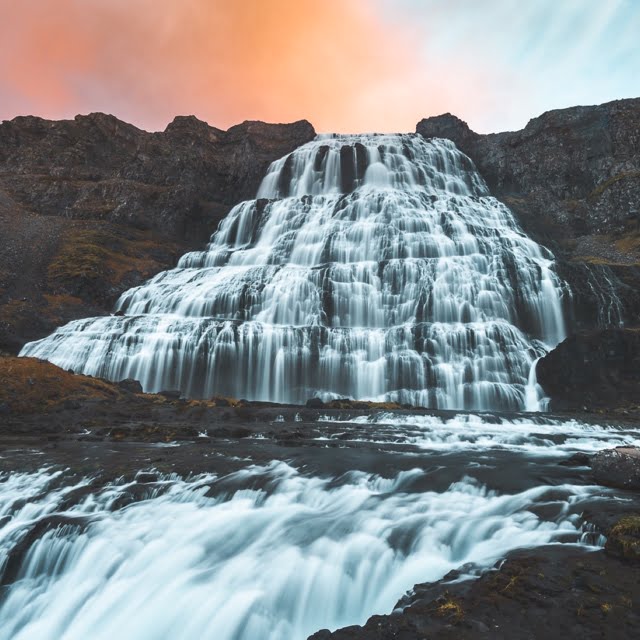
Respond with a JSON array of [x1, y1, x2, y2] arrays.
[[21, 134, 569, 409]]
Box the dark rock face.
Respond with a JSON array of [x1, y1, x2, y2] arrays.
[[536, 328, 640, 411], [118, 378, 143, 394], [0, 113, 315, 241], [0, 114, 315, 352], [593, 447, 640, 491], [417, 99, 640, 329]]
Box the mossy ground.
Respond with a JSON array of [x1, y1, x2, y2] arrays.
[[0, 356, 124, 413], [606, 515, 640, 561], [588, 170, 640, 201], [47, 225, 184, 301]]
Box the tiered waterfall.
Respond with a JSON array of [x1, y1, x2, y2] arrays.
[[21, 135, 569, 410]]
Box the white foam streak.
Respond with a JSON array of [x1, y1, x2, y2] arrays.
[[317, 412, 640, 455]]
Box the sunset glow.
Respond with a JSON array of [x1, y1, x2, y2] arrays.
[[2, 0, 639, 132]]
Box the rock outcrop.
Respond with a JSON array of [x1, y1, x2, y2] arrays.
[[417, 99, 640, 330], [593, 447, 640, 492], [536, 328, 640, 411], [310, 546, 640, 640], [606, 515, 640, 561], [0, 114, 315, 352]]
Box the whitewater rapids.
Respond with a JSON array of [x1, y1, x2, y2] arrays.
[[2, 413, 639, 640]]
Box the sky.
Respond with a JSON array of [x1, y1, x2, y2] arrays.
[[1, 0, 639, 133]]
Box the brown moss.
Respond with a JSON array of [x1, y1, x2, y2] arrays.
[[615, 231, 640, 254], [434, 595, 464, 621], [605, 514, 640, 561], [571, 230, 640, 267], [47, 225, 184, 301], [0, 356, 123, 414], [0, 299, 32, 323]]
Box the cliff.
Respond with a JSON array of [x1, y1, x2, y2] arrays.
[[0, 114, 315, 352], [417, 98, 640, 330]]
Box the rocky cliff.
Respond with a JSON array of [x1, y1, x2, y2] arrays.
[[536, 328, 640, 413], [417, 98, 640, 330], [0, 114, 315, 352]]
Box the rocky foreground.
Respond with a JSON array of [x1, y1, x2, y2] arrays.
[[1, 355, 639, 638]]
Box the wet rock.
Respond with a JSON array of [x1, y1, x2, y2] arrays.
[[536, 329, 640, 411], [306, 397, 325, 408], [0, 402, 9, 415], [559, 452, 592, 467], [313, 546, 640, 639], [135, 472, 159, 484], [592, 446, 640, 490], [159, 389, 182, 400], [118, 378, 143, 394], [605, 515, 640, 561]]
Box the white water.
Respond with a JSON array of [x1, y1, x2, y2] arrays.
[[0, 456, 604, 640], [316, 412, 640, 456], [20, 134, 569, 410]]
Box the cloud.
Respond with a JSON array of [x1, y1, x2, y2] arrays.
[[1, 1, 638, 133]]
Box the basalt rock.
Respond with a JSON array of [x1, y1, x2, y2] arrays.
[[536, 328, 640, 411], [310, 546, 640, 640], [417, 99, 640, 330], [593, 447, 640, 491]]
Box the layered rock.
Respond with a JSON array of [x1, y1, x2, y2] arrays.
[[0, 114, 315, 352]]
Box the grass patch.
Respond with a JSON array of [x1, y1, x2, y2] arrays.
[[47, 226, 184, 301], [434, 595, 464, 621]]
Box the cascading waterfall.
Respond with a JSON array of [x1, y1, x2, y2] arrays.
[[20, 134, 569, 410], [0, 459, 610, 640]]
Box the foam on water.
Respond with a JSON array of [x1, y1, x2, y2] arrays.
[[316, 412, 640, 455], [20, 134, 569, 410], [0, 460, 602, 640]]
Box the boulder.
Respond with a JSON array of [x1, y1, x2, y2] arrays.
[[605, 514, 640, 561], [159, 389, 182, 400], [118, 378, 143, 394], [592, 446, 640, 490]]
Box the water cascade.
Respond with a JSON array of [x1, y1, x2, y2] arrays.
[[21, 135, 569, 410], [0, 459, 610, 640]]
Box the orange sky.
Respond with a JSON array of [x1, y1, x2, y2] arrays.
[[0, 0, 492, 132], [2, 1, 637, 133]]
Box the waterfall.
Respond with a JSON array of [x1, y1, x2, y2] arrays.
[[20, 134, 568, 410]]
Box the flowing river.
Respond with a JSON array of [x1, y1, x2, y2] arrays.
[[1, 412, 639, 639]]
